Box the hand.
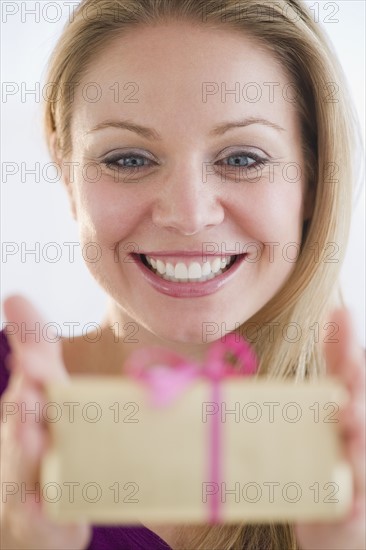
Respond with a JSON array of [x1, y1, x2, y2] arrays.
[[295, 307, 366, 550], [0, 295, 91, 550]]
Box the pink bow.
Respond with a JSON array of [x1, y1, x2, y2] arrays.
[[124, 333, 258, 406], [123, 333, 257, 523]]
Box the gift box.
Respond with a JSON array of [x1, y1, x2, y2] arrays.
[[40, 336, 352, 524]]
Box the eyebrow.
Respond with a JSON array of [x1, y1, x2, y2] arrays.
[[85, 120, 161, 140], [210, 117, 285, 136], [85, 116, 285, 140]]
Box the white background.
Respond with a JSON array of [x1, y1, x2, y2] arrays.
[[1, 1, 365, 345]]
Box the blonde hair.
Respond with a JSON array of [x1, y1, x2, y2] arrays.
[[43, 1, 362, 548]]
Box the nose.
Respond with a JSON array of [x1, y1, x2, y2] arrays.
[[151, 162, 225, 235]]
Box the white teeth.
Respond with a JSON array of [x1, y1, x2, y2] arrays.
[[188, 262, 202, 279], [143, 254, 235, 283], [156, 259, 166, 274], [211, 257, 221, 273], [202, 261, 211, 276], [165, 262, 175, 277], [175, 262, 188, 279]]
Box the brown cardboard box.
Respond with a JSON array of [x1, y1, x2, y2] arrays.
[[41, 376, 352, 524]]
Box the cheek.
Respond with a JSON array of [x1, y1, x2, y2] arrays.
[[232, 181, 305, 244], [75, 177, 146, 243]]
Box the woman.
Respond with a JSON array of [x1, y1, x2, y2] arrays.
[[1, 0, 364, 548]]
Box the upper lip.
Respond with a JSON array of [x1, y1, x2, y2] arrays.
[[134, 251, 242, 257]]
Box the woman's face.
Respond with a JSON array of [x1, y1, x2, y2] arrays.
[[64, 22, 310, 344]]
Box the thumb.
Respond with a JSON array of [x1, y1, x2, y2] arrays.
[[3, 294, 68, 384]]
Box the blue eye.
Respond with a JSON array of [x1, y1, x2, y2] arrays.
[[218, 152, 266, 168], [103, 153, 152, 170]]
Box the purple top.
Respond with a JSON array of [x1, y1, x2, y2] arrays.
[[0, 330, 171, 550]]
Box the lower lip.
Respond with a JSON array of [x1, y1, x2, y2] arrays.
[[130, 254, 247, 298]]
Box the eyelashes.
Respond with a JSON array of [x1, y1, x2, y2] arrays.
[[103, 153, 152, 171], [100, 150, 269, 179], [218, 151, 268, 169]]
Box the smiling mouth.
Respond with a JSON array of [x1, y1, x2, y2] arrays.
[[139, 253, 239, 283]]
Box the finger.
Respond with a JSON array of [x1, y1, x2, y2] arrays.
[[3, 295, 68, 384], [323, 307, 365, 398], [1, 375, 47, 522]]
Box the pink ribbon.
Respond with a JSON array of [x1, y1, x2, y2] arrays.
[[124, 333, 258, 523]]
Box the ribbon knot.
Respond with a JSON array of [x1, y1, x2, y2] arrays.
[[124, 333, 258, 406]]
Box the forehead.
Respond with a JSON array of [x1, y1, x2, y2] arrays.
[[72, 21, 299, 140]]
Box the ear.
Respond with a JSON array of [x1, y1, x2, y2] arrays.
[[49, 132, 77, 221]]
